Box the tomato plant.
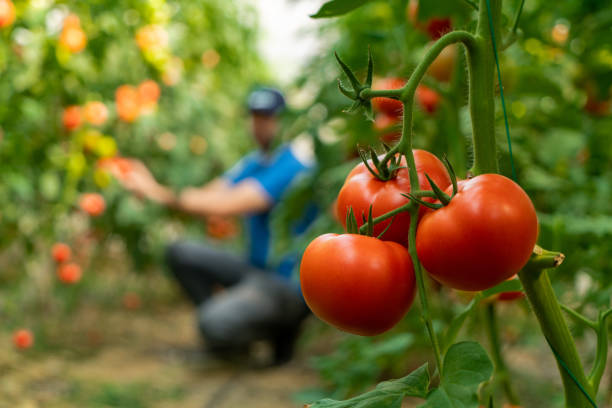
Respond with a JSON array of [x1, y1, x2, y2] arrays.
[[300, 233, 416, 336], [300, 0, 612, 406]]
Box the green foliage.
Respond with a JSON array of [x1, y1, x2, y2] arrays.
[[420, 342, 493, 407], [0, 0, 268, 271], [309, 364, 429, 408], [311, 0, 373, 19]]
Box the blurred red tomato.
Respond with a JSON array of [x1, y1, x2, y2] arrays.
[[416, 85, 440, 114], [206, 216, 239, 240], [497, 275, 525, 301], [84, 101, 109, 126], [406, 0, 452, 40], [51, 243, 72, 263], [138, 80, 161, 107], [122, 292, 142, 310], [0, 0, 15, 28], [97, 157, 132, 180], [115, 85, 140, 122], [371, 77, 404, 119], [62, 105, 82, 131], [79, 193, 106, 217], [57, 263, 82, 284], [373, 113, 401, 143], [60, 14, 87, 53], [13, 329, 34, 349]]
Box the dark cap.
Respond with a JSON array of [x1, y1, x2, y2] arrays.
[[247, 87, 285, 115]]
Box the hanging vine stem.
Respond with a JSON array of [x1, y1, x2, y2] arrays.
[[360, 30, 477, 170]]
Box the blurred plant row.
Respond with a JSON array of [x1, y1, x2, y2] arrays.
[[0, 0, 269, 339]]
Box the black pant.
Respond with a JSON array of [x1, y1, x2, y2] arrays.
[[165, 241, 309, 360]]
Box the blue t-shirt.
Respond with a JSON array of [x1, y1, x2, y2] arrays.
[[224, 142, 315, 279]]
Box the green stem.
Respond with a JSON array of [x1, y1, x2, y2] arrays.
[[485, 303, 521, 405], [510, 0, 525, 35], [398, 99, 444, 377], [519, 262, 595, 406], [357, 191, 436, 234], [561, 304, 598, 330], [360, 30, 477, 168], [467, 0, 501, 175], [408, 204, 443, 376], [588, 309, 611, 393]]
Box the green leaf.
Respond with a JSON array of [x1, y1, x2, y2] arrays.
[[420, 342, 493, 408], [311, 0, 372, 19], [441, 298, 480, 353], [309, 364, 430, 408]]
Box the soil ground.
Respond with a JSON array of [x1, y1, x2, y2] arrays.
[[1, 305, 320, 408]]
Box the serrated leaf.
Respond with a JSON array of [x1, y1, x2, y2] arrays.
[[419, 342, 493, 408], [309, 364, 430, 408], [311, 0, 371, 19]]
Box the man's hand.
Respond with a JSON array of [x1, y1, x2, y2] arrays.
[[113, 159, 176, 205]]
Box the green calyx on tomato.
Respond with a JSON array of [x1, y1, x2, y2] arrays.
[[337, 149, 451, 246], [415, 174, 539, 292], [300, 233, 417, 336]]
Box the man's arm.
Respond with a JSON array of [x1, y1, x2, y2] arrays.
[[177, 179, 270, 216], [115, 159, 271, 216]]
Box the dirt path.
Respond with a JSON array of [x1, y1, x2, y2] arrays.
[[1, 306, 319, 408]]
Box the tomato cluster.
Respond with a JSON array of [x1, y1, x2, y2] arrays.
[[301, 150, 538, 336]]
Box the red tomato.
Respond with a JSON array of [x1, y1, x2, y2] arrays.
[[57, 263, 82, 284], [51, 242, 71, 263], [79, 193, 106, 217], [337, 150, 451, 246], [13, 329, 34, 349], [371, 77, 404, 119], [416, 175, 538, 291], [300, 233, 416, 336], [62, 105, 82, 131], [416, 85, 440, 114]]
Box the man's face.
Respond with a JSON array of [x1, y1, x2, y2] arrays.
[[250, 113, 278, 150]]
